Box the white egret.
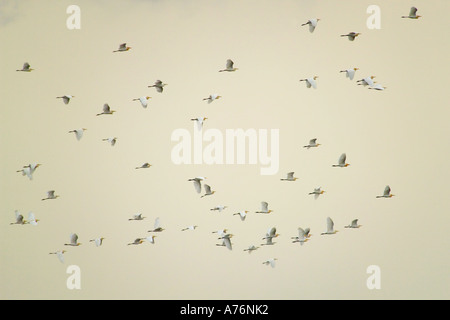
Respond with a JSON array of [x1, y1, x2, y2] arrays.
[[309, 187, 325, 199], [345, 219, 361, 229], [340, 32, 361, 41], [148, 80, 167, 93], [233, 210, 248, 221], [17, 167, 33, 180], [203, 94, 222, 104], [332, 153, 350, 167], [89, 237, 105, 247], [303, 138, 320, 149], [219, 59, 238, 72], [128, 213, 145, 221], [102, 137, 117, 146], [402, 7, 421, 19], [57, 95, 74, 105], [262, 258, 278, 268], [291, 227, 310, 245], [16, 62, 34, 72], [49, 250, 66, 263], [368, 83, 387, 91], [135, 163, 152, 169], [299, 76, 318, 89], [181, 225, 198, 231], [27, 212, 39, 226], [191, 117, 207, 131], [188, 176, 206, 194], [281, 172, 298, 181], [10, 210, 26, 225], [201, 184, 215, 198], [132, 96, 151, 108], [340, 68, 359, 80], [69, 128, 87, 141], [261, 227, 279, 246], [357, 76, 376, 87], [64, 233, 81, 246], [146, 235, 157, 244], [113, 43, 131, 52], [376, 185, 394, 198], [255, 202, 272, 214], [321, 217, 338, 235], [243, 245, 259, 254], [148, 217, 164, 232], [216, 234, 233, 250], [210, 205, 227, 212], [96, 103, 116, 116], [301, 18, 320, 33], [42, 190, 59, 201], [127, 238, 145, 246]]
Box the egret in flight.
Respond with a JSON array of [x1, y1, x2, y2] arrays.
[[263, 258, 278, 268], [303, 138, 320, 149], [127, 238, 145, 246], [243, 245, 259, 254], [332, 153, 350, 167], [201, 184, 215, 198], [135, 163, 152, 169], [10, 211, 26, 225], [148, 80, 167, 93], [210, 205, 227, 212], [203, 94, 222, 104], [128, 213, 145, 221], [64, 233, 81, 246], [309, 187, 325, 199], [216, 234, 233, 250], [255, 201, 273, 214], [113, 43, 131, 52], [96, 103, 116, 116], [281, 172, 298, 181], [219, 59, 238, 72], [90, 237, 105, 247], [357, 76, 376, 87], [340, 68, 359, 80], [42, 190, 59, 201], [191, 117, 207, 131], [181, 225, 198, 231], [16, 62, 34, 72], [57, 95, 74, 105], [261, 227, 279, 246], [340, 32, 361, 41], [299, 76, 318, 89], [132, 96, 151, 108], [102, 137, 117, 146], [301, 18, 320, 33], [69, 128, 87, 141], [27, 212, 39, 226], [49, 250, 66, 263], [321, 217, 338, 235], [376, 185, 394, 198], [368, 83, 387, 91], [402, 7, 421, 19], [291, 227, 310, 245], [233, 210, 248, 221], [146, 235, 157, 244], [344, 219, 361, 229], [148, 217, 165, 232], [188, 176, 206, 194]]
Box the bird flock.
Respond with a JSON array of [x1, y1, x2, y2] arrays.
[[11, 6, 419, 270]]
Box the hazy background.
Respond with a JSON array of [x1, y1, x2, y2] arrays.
[[1, 0, 449, 299]]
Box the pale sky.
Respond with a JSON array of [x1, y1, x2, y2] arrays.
[[1, 0, 449, 300]]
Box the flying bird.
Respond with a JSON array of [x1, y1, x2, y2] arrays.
[[113, 43, 131, 52], [132, 96, 151, 108], [376, 185, 395, 198], [233, 210, 248, 221], [181, 225, 198, 231], [309, 187, 325, 199], [219, 59, 238, 72], [216, 234, 233, 250], [291, 227, 310, 245], [201, 184, 215, 198], [148, 217, 165, 232], [301, 18, 320, 33], [402, 7, 421, 19], [128, 213, 145, 221], [281, 172, 298, 181], [368, 83, 387, 91], [203, 94, 222, 104], [102, 137, 117, 146], [56, 95, 74, 105], [340, 32, 361, 41], [27, 212, 39, 226], [135, 162, 152, 169], [64, 233, 81, 246], [340, 68, 359, 80], [96, 103, 116, 116], [261, 227, 279, 246], [357, 76, 376, 87], [191, 117, 207, 131], [344, 219, 361, 229], [210, 205, 227, 212], [299, 76, 318, 89], [10, 210, 26, 225], [332, 153, 350, 167], [68, 128, 87, 141], [303, 138, 320, 149], [255, 201, 273, 214], [49, 250, 66, 263], [127, 238, 145, 246], [148, 80, 167, 93], [89, 237, 105, 247], [42, 190, 59, 201], [188, 176, 206, 194], [262, 258, 278, 268], [146, 235, 157, 244], [243, 245, 259, 254], [16, 62, 34, 72], [321, 217, 338, 235]]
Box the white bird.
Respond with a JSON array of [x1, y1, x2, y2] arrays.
[[17, 163, 41, 180], [49, 250, 66, 263], [376, 185, 395, 198], [233, 210, 248, 221], [89, 237, 105, 247], [96, 103, 116, 116], [10, 210, 26, 225], [368, 83, 387, 91], [216, 234, 233, 250], [68, 128, 87, 141], [345, 219, 361, 229], [188, 176, 206, 194], [309, 187, 325, 199], [357, 76, 376, 87], [262, 258, 278, 268], [148, 217, 164, 232], [27, 212, 39, 226], [64, 233, 81, 246], [340, 32, 361, 41], [102, 137, 117, 146], [191, 117, 207, 131], [212, 229, 228, 238], [16, 62, 34, 72], [56, 95, 74, 105], [203, 94, 222, 104], [181, 225, 198, 231], [135, 162, 152, 169], [402, 7, 421, 19], [148, 80, 167, 93], [255, 201, 273, 214], [299, 76, 318, 89], [332, 153, 350, 167], [243, 245, 259, 254], [321, 217, 338, 235], [201, 184, 215, 198], [261, 227, 279, 246], [127, 238, 145, 245], [219, 59, 238, 72], [303, 138, 321, 149], [113, 43, 131, 52], [128, 213, 145, 221], [146, 235, 157, 244], [210, 205, 227, 212], [132, 96, 151, 108], [340, 68, 359, 80], [301, 18, 320, 33], [42, 190, 59, 201], [292, 227, 310, 245], [281, 172, 298, 181]]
